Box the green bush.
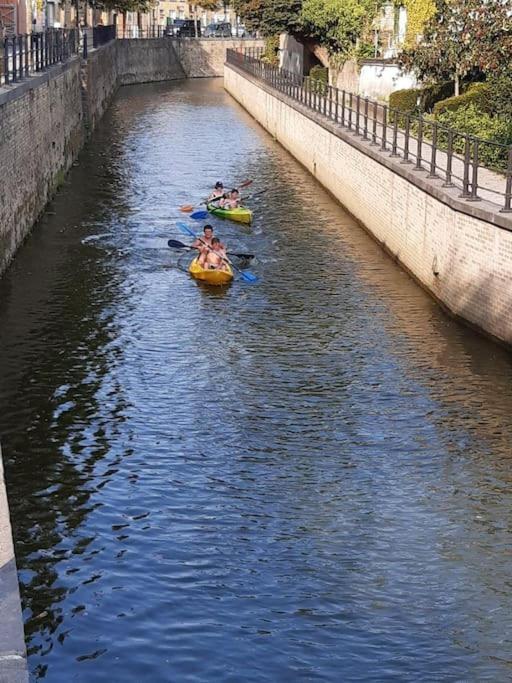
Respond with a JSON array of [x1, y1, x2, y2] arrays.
[[262, 35, 279, 66], [420, 81, 453, 112], [389, 87, 420, 114], [485, 75, 512, 120], [389, 82, 454, 116], [308, 65, 329, 94], [434, 103, 512, 170], [432, 83, 491, 116]]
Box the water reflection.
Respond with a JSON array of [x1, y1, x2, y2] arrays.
[[0, 79, 511, 681]]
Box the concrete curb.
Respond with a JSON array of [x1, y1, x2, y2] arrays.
[[0, 444, 28, 683]]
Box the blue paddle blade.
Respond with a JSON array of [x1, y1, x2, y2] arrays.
[[239, 270, 258, 283], [177, 222, 196, 238], [190, 210, 209, 220]]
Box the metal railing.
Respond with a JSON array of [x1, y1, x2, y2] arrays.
[[226, 49, 512, 213], [93, 24, 116, 48], [117, 27, 260, 40], [0, 29, 79, 86], [118, 26, 167, 39]]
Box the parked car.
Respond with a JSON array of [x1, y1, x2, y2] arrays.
[[231, 24, 248, 38], [204, 22, 232, 38], [165, 19, 201, 37]]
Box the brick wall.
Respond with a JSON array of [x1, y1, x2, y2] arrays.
[[173, 38, 264, 78], [0, 61, 84, 276], [224, 64, 512, 347]]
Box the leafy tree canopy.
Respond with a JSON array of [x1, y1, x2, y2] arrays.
[[301, 0, 382, 56], [400, 0, 512, 95], [232, 0, 302, 36]]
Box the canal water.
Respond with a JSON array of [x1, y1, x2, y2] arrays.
[[1, 79, 512, 682]]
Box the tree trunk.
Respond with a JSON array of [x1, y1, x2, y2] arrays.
[[454, 72, 460, 97], [193, 6, 198, 38]]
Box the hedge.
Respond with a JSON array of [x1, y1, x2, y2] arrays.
[[433, 104, 512, 171], [432, 83, 491, 116], [389, 87, 419, 114], [389, 81, 454, 116]]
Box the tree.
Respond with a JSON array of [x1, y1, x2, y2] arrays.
[[231, 0, 302, 36], [301, 0, 383, 56], [400, 0, 512, 96], [95, 0, 154, 32], [190, 0, 220, 37]]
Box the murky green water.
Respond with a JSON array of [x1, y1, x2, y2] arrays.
[[1, 79, 512, 682]]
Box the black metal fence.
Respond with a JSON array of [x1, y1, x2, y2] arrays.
[[118, 27, 167, 39], [93, 24, 116, 48], [117, 27, 259, 40], [0, 29, 79, 86], [227, 49, 512, 213]]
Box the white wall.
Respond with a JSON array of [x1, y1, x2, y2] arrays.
[[359, 61, 417, 100]]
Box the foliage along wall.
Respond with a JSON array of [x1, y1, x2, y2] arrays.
[[399, 0, 436, 48]]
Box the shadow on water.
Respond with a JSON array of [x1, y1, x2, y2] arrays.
[[0, 78, 512, 681]]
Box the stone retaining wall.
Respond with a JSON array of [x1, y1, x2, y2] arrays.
[[225, 63, 512, 347], [0, 444, 28, 683], [0, 59, 85, 276]]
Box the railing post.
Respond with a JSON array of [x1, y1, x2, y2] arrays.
[[402, 114, 411, 163], [371, 101, 377, 145], [363, 97, 368, 139], [18, 35, 24, 79], [355, 94, 360, 134], [381, 105, 387, 151], [11, 36, 17, 82], [390, 112, 399, 157], [443, 130, 454, 187], [460, 135, 471, 198], [469, 139, 480, 201], [341, 90, 346, 126], [348, 93, 353, 130], [335, 87, 339, 122], [415, 117, 423, 170], [428, 122, 438, 178], [501, 147, 512, 212], [4, 37, 9, 84]]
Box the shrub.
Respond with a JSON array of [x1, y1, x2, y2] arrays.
[[308, 65, 329, 94], [485, 75, 512, 120], [432, 83, 491, 116], [389, 87, 420, 114], [389, 82, 454, 118], [420, 81, 453, 112], [262, 35, 279, 66], [434, 103, 512, 170]]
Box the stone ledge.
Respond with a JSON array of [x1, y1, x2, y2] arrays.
[[226, 63, 512, 233], [0, 445, 27, 683]]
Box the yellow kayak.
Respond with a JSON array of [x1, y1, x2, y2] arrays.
[[188, 257, 233, 286]]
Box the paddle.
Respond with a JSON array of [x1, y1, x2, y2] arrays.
[[176, 223, 258, 283], [167, 238, 255, 261], [180, 179, 253, 213]]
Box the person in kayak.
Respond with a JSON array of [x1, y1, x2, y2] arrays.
[[193, 225, 214, 267], [205, 238, 228, 271], [220, 189, 240, 210], [208, 182, 224, 202]]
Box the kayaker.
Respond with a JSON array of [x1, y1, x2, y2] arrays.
[[208, 182, 224, 202], [220, 189, 240, 210], [193, 225, 214, 266], [205, 238, 228, 271]]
